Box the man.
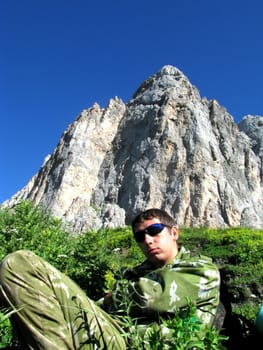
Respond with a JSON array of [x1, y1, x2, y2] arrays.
[[0, 208, 220, 349]]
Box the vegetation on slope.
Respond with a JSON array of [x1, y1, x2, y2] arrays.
[[0, 201, 262, 349]]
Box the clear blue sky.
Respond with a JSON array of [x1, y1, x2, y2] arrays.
[[1, 0, 262, 203]]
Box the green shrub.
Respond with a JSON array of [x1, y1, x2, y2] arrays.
[[179, 226, 263, 336], [0, 201, 263, 348], [120, 300, 228, 350], [0, 201, 70, 268], [0, 307, 23, 349], [0, 310, 12, 349]]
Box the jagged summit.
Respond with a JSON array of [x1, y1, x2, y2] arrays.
[[131, 65, 198, 103], [3, 65, 263, 231]]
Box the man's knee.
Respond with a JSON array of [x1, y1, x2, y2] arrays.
[[0, 250, 36, 282]]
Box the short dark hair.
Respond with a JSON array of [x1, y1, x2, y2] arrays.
[[131, 208, 177, 233]]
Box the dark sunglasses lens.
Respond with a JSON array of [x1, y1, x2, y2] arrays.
[[148, 225, 164, 235], [134, 224, 164, 243], [134, 232, 144, 243]]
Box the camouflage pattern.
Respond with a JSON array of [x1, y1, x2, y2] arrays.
[[106, 246, 220, 336], [0, 250, 126, 350], [0, 247, 220, 349]]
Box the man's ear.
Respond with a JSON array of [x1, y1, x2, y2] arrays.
[[171, 225, 179, 240]]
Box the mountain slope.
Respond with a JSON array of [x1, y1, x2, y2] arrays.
[[4, 65, 263, 230]]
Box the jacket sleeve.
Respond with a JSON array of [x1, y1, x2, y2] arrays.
[[112, 255, 220, 327]]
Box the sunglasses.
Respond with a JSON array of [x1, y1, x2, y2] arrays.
[[134, 223, 170, 243]]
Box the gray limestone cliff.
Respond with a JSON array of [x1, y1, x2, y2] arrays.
[[3, 65, 263, 231]]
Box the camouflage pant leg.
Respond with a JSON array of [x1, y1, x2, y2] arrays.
[[0, 250, 127, 350]]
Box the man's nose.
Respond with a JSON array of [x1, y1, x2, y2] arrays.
[[144, 234, 153, 244]]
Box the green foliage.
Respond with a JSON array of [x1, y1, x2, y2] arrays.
[[179, 226, 263, 323], [0, 307, 23, 349], [120, 301, 227, 350], [0, 200, 263, 348], [0, 201, 70, 271], [62, 226, 144, 299], [0, 310, 12, 348]]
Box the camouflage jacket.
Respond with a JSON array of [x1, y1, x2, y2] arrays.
[[104, 246, 220, 332]]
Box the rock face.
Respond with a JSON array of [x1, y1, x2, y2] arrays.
[[4, 65, 263, 231]]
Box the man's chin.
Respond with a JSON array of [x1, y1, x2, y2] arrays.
[[148, 255, 165, 268]]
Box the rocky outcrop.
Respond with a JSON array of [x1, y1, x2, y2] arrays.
[[3, 65, 263, 231], [238, 115, 263, 183]]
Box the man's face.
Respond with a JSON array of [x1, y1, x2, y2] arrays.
[[134, 217, 179, 267]]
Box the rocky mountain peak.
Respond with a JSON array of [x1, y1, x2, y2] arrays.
[[3, 65, 263, 231], [131, 65, 200, 105]]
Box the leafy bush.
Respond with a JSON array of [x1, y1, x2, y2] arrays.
[[0, 201, 70, 269], [180, 227, 263, 308], [0, 201, 263, 349], [120, 300, 227, 350], [0, 308, 22, 349], [0, 310, 12, 348]]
